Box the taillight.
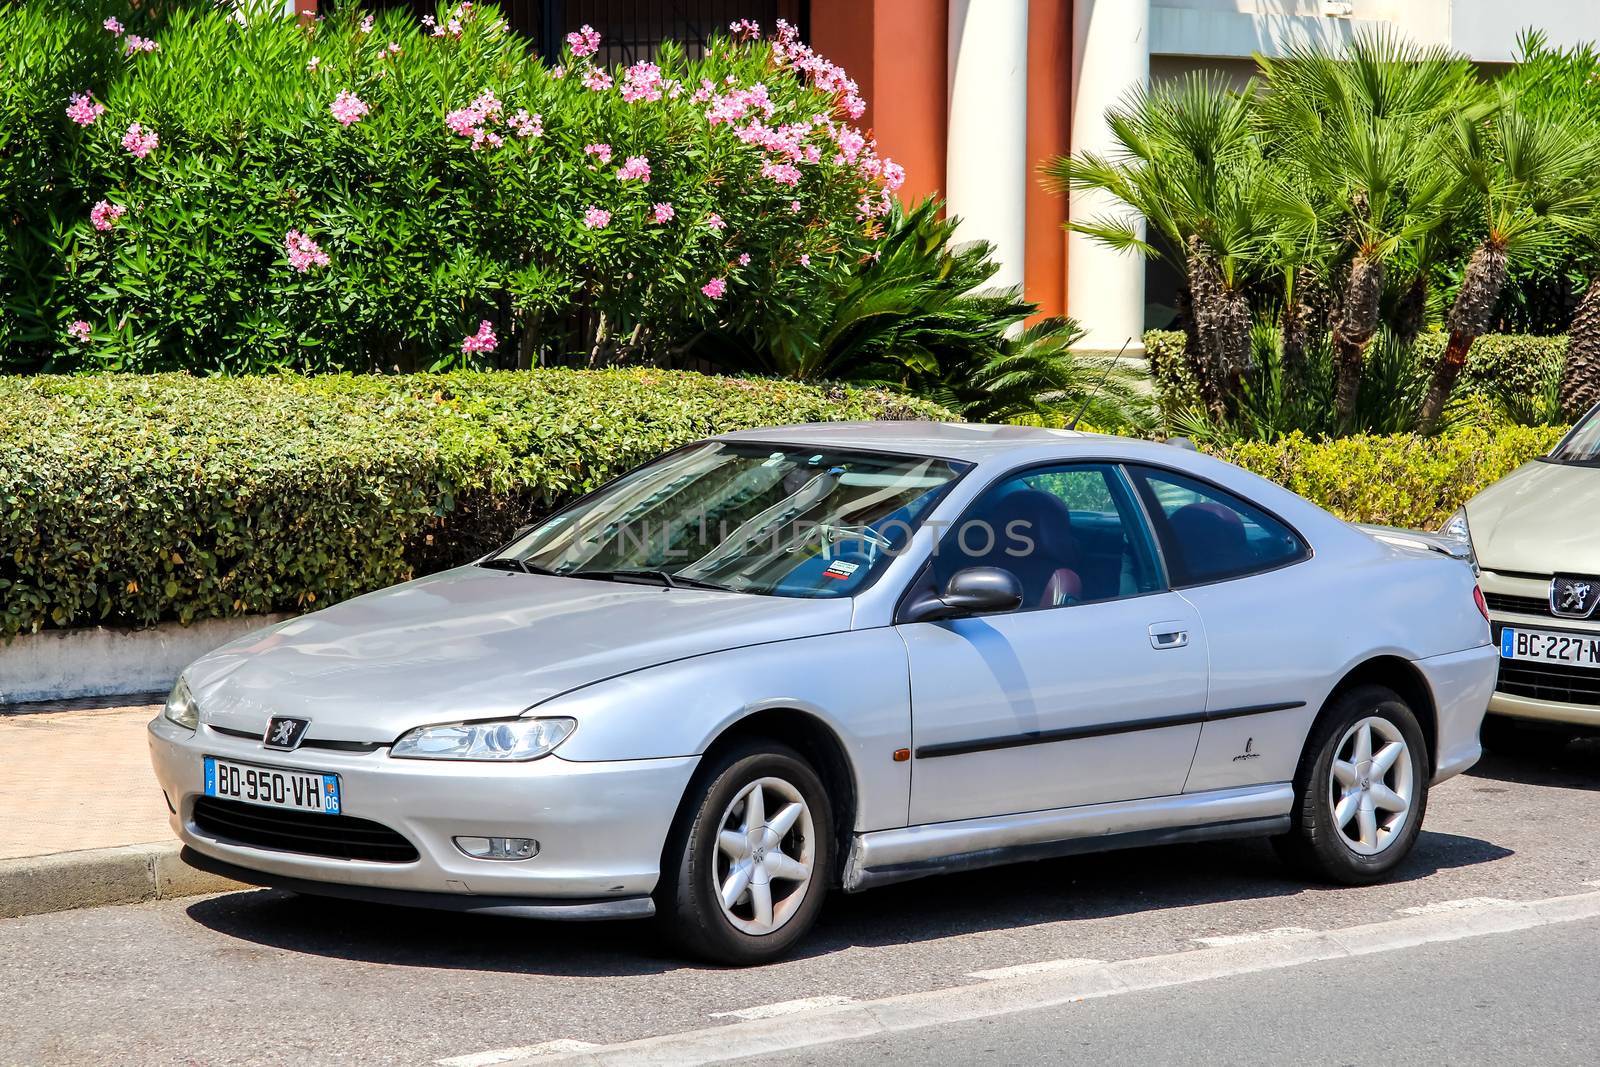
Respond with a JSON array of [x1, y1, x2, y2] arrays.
[[1473, 585, 1490, 623]]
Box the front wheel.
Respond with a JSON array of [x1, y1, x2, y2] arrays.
[[656, 741, 834, 965], [1274, 685, 1429, 885]]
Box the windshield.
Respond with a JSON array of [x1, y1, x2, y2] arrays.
[[1549, 407, 1600, 465], [494, 441, 969, 598]]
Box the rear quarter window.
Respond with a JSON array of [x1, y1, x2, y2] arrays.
[[1127, 465, 1309, 586]]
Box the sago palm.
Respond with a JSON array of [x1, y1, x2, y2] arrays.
[[1044, 72, 1281, 422], [1417, 104, 1600, 430], [1255, 29, 1484, 430]]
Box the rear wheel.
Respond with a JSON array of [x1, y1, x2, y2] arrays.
[[656, 741, 833, 965], [1480, 713, 1573, 759], [1274, 685, 1429, 884]]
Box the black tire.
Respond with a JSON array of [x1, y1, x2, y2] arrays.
[[1273, 684, 1429, 885], [656, 740, 834, 966], [1479, 713, 1572, 759]]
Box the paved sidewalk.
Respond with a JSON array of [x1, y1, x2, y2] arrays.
[[0, 699, 244, 918], [0, 702, 171, 860]]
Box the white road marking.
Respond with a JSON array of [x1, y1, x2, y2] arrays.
[[1192, 926, 1314, 947], [437, 1040, 599, 1066], [967, 957, 1104, 980], [708, 995, 857, 1021], [1398, 897, 1512, 916], [497, 890, 1600, 1067]]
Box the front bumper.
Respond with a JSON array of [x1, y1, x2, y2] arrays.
[[1481, 568, 1600, 729], [148, 716, 698, 907]]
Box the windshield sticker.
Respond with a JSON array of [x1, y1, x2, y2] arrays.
[[822, 560, 860, 580]]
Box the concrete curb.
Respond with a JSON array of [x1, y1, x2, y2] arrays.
[[0, 842, 249, 920], [0, 613, 290, 705]]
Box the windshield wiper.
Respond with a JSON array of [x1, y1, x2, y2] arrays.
[[570, 568, 733, 592], [479, 557, 556, 575]]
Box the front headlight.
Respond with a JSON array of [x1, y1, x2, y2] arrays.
[[163, 676, 199, 731], [390, 717, 577, 761], [1440, 506, 1471, 543]]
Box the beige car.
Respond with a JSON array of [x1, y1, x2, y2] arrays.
[[1446, 405, 1600, 753]]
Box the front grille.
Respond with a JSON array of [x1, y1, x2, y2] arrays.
[[192, 797, 419, 863], [1496, 658, 1600, 707], [1485, 592, 1552, 617]]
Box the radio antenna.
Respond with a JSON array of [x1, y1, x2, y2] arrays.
[[1066, 337, 1132, 431]]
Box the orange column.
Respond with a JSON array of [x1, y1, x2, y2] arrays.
[[1024, 0, 1072, 319], [811, 0, 949, 208]]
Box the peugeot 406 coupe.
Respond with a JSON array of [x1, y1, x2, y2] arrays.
[[150, 423, 1497, 964]]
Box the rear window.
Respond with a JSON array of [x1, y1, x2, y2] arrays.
[[1127, 466, 1309, 586]]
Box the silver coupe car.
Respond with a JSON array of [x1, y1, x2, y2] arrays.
[[1445, 403, 1600, 754], [150, 423, 1496, 964]]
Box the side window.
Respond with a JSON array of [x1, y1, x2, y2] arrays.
[[931, 463, 1163, 611], [1127, 466, 1309, 586]]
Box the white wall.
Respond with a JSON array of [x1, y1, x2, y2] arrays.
[[1450, 0, 1600, 61]]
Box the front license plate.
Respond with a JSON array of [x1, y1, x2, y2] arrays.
[[1501, 627, 1600, 669], [204, 757, 341, 815]]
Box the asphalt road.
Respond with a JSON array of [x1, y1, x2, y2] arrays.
[[758, 915, 1600, 1067], [3, 742, 1599, 1066]]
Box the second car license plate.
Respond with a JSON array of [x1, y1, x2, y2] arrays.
[[1501, 627, 1600, 669], [204, 757, 341, 815]]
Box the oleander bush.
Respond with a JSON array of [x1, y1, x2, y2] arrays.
[[0, 370, 945, 637], [1212, 423, 1566, 529], [1, 1, 903, 373]]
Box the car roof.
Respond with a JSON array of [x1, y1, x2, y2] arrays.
[[714, 421, 1106, 462]]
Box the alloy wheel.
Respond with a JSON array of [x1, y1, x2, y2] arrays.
[[1327, 715, 1415, 856], [714, 776, 816, 936]]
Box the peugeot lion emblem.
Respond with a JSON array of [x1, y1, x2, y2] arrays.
[[263, 716, 311, 751], [1551, 576, 1599, 619]]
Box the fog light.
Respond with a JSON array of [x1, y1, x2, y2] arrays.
[[454, 836, 539, 860]]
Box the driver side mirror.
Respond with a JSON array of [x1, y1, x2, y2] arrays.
[[901, 566, 1024, 623]]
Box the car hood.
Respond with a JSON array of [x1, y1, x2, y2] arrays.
[[186, 566, 854, 743], [1469, 459, 1600, 575]]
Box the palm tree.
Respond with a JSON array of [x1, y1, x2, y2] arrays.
[[1255, 30, 1484, 430], [1560, 278, 1600, 418], [1417, 105, 1600, 430], [1044, 72, 1281, 422]]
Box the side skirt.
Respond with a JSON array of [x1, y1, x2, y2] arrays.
[[843, 783, 1293, 892]]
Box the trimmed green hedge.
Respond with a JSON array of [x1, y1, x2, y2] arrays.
[[1143, 329, 1568, 414], [1213, 424, 1566, 529], [0, 371, 945, 637]]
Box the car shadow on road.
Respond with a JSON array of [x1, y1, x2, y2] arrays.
[[1468, 738, 1600, 792], [183, 827, 1510, 977]]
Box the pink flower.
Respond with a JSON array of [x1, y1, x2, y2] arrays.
[[329, 90, 370, 126], [761, 160, 802, 186], [461, 319, 498, 354], [103, 17, 123, 35], [551, 65, 566, 79], [508, 110, 543, 138], [651, 202, 675, 223], [729, 19, 761, 40], [123, 34, 159, 55], [306, 56, 322, 73], [620, 61, 664, 103], [285, 230, 330, 273], [566, 25, 601, 57], [384, 42, 403, 59], [738, 252, 751, 266], [89, 200, 126, 231], [882, 159, 906, 191], [789, 199, 802, 213], [66, 320, 92, 343], [583, 206, 611, 229], [65, 92, 105, 127], [582, 69, 613, 92], [706, 213, 726, 231], [359, 14, 374, 34], [615, 155, 651, 183], [799, 254, 811, 266], [584, 143, 613, 165], [121, 122, 158, 159], [701, 277, 727, 299]]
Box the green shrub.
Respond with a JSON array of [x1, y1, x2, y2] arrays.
[[1143, 329, 1569, 429], [1212, 424, 1566, 529], [0, 370, 946, 637], [2, 3, 902, 373]]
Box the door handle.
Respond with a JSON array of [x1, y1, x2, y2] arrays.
[[1148, 622, 1189, 649]]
